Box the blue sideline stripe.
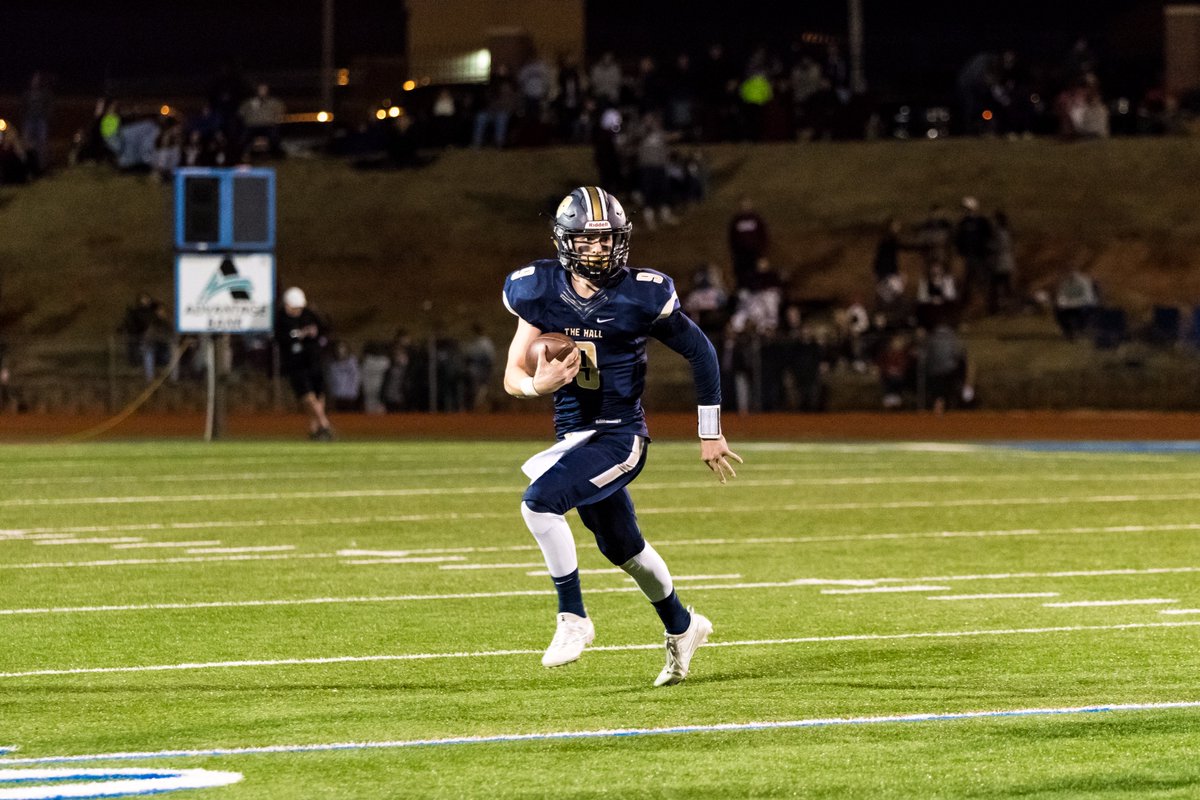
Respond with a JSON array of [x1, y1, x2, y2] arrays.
[[993, 440, 1200, 454], [0, 772, 178, 785], [2, 702, 1199, 765]]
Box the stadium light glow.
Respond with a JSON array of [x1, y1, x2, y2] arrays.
[[388, 106, 401, 117], [403, 80, 416, 91], [375, 109, 387, 120], [283, 112, 333, 123], [981, 109, 993, 121], [336, 68, 350, 87], [160, 105, 171, 116], [472, 49, 492, 75], [0, 119, 7, 132]]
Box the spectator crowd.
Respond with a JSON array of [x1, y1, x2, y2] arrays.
[[2, 70, 293, 185], [2, 31, 1180, 190], [677, 194, 998, 414]]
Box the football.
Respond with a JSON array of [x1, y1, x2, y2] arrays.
[[525, 332, 578, 374]]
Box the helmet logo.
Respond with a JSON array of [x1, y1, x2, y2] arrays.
[[583, 220, 612, 231]]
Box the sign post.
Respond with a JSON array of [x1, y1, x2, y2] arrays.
[[173, 167, 277, 441]]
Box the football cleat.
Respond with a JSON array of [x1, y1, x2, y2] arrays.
[[654, 607, 712, 686], [542, 612, 595, 668]]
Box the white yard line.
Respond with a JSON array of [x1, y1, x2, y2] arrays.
[[183, 546, 295, 555], [341, 557, 468, 565], [337, 549, 457, 557], [929, 593, 1060, 601], [0, 554, 338, 570], [0, 462, 850, 486], [822, 586, 951, 595], [0, 467, 512, 485], [665, 574, 743, 581], [31, 538, 145, 546], [521, 570, 743, 579], [881, 566, 1200, 584], [664, 493, 1200, 514], [1044, 599, 1179, 608], [438, 562, 547, 571], [0, 621, 1196, 680], [4, 701, 1200, 765], [12, 483, 1200, 509], [0, 590, 559, 616], [110, 541, 223, 550], [0, 443, 1182, 469], [1, 542, 1198, 594], [0, 486, 521, 507], [0, 451, 527, 470], [1160, 609, 1200, 615], [0, 579, 887, 616], [8, 518, 1200, 544], [0, 513, 511, 538]]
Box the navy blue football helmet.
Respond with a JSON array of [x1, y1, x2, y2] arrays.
[[552, 186, 632, 286]]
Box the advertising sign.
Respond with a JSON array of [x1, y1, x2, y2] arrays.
[[175, 253, 275, 333]]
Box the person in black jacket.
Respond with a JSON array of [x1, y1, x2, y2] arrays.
[[954, 196, 994, 309], [274, 287, 332, 440]]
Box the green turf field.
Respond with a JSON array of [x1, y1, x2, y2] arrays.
[[1, 439, 1199, 798]]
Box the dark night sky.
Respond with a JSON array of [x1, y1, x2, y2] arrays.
[[0, 0, 1166, 98]]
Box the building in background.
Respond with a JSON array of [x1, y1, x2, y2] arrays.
[[1166, 4, 1200, 100], [406, 0, 584, 84]]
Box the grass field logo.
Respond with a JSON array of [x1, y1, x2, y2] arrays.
[[0, 767, 242, 798]]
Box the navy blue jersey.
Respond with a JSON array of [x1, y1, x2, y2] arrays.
[[505, 260, 699, 439]]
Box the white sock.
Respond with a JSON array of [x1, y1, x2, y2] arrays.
[[620, 542, 674, 602], [521, 502, 578, 577]]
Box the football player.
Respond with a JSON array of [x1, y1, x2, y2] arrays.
[[502, 186, 742, 686]]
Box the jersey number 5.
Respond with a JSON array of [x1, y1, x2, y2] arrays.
[[576, 341, 600, 390]]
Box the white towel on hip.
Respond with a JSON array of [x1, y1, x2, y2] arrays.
[[521, 430, 597, 481]]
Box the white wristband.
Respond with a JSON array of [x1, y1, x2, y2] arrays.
[[698, 404, 721, 439], [519, 376, 540, 398]]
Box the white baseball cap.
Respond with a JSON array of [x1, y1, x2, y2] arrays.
[[283, 287, 307, 309]]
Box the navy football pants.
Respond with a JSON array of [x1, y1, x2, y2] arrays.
[[523, 433, 649, 566]]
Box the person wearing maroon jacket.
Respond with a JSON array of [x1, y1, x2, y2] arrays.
[[728, 195, 769, 291]]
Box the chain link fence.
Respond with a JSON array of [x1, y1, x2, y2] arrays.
[[5, 332, 1200, 417]]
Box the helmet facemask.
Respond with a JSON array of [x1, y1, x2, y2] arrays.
[[554, 225, 632, 287]]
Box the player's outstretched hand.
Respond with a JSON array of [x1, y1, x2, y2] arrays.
[[700, 436, 743, 484], [533, 346, 581, 393]]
